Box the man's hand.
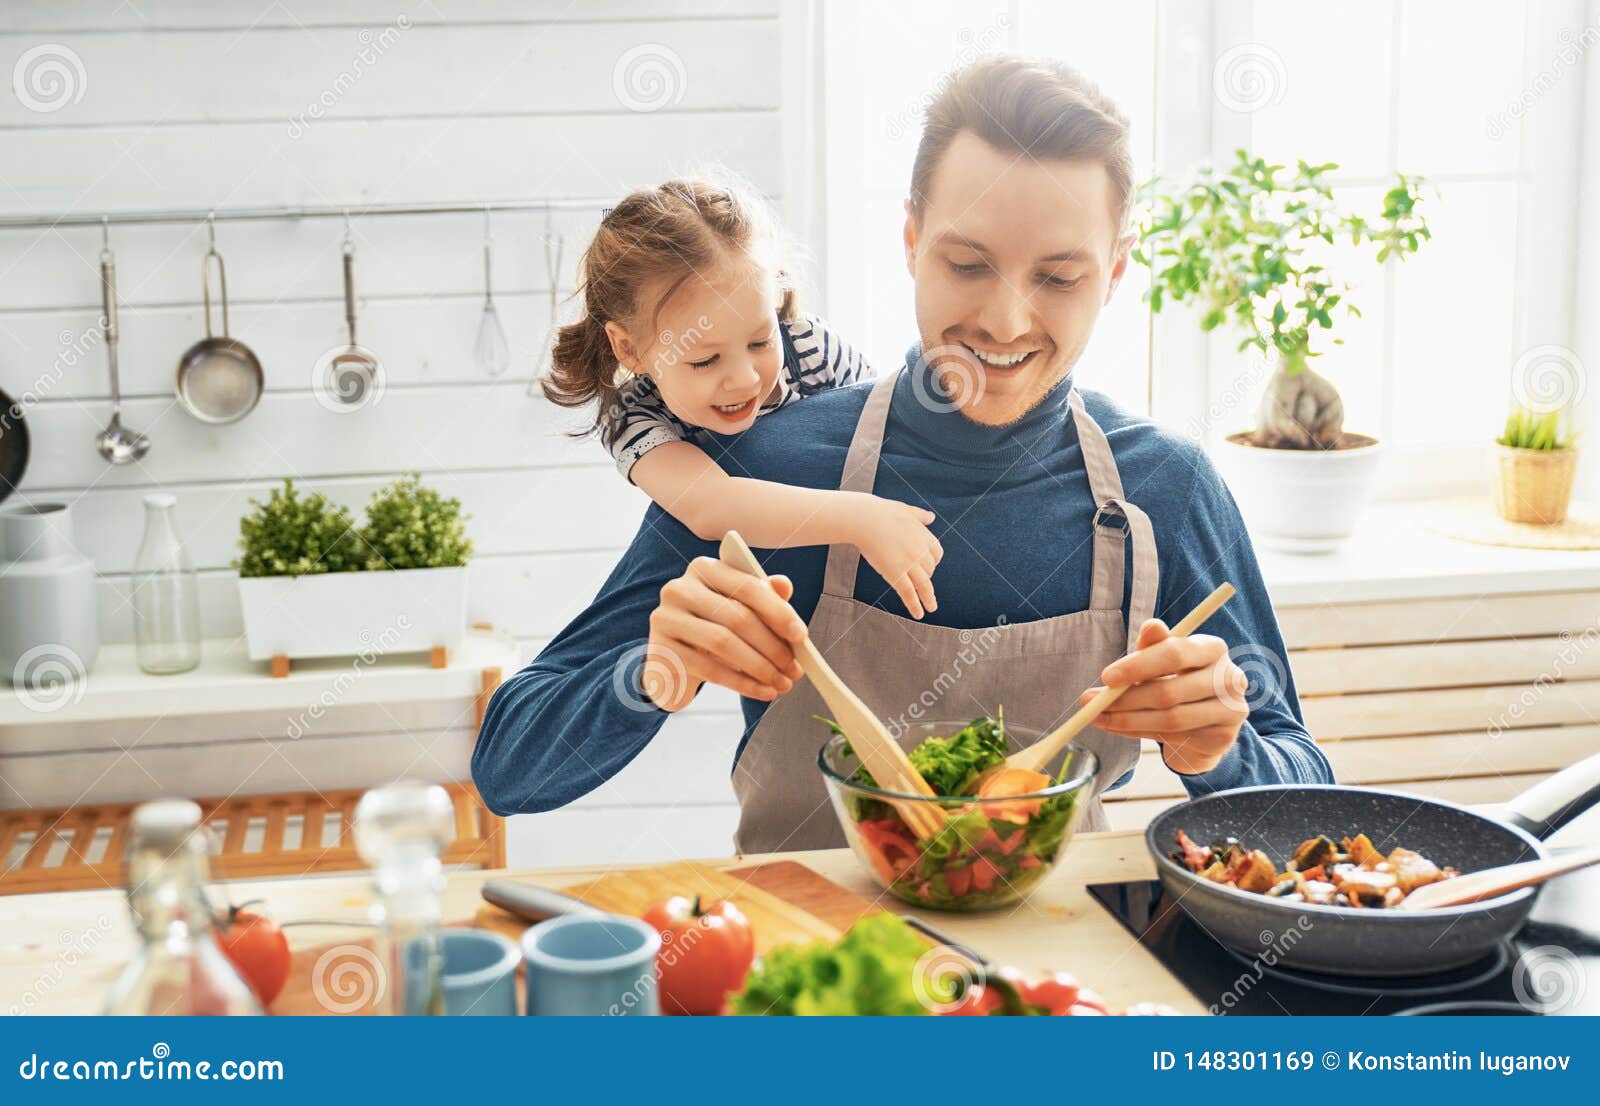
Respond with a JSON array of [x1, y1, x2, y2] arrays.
[[643, 557, 808, 712], [1077, 618, 1251, 776]]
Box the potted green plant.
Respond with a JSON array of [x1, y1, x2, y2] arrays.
[[234, 476, 473, 663], [1495, 403, 1578, 524], [1133, 151, 1431, 551]]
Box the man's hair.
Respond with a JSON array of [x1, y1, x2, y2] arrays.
[[909, 55, 1134, 234]]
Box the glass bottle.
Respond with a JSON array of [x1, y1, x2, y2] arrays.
[[132, 493, 201, 674], [104, 799, 261, 1015], [353, 782, 455, 1015]]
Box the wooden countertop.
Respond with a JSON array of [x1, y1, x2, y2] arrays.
[[1, 828, 1206, 1015]]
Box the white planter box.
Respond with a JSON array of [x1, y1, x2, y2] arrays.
[[236, 567, 468, 662], [1215, 433, 1384, 554]]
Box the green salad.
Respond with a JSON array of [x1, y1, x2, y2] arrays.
[[827, 713, 1084, 910]]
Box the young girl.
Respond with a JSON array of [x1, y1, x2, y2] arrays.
[[542, 177, 943, 618]]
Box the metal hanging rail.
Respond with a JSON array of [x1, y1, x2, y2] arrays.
[[0, 197, 611, 232]]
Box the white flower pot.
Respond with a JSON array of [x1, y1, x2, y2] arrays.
[[1215, 432, 1384, 554], [237, 566, 467, 662]]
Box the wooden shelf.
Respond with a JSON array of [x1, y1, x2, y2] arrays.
[[0, 627, 521, 728], [0, 783, 505, 896]]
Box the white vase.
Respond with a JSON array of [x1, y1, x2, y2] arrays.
[[236, 566, 468, 662], [0, 502, 100, 691], [1215, 432, 1384, 553]]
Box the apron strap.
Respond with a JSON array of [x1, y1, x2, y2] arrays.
[[1070, 390, 1159, 640], [1102, 496, 1161, 653], [822, 369, 899, 598], [1068, 389, 1128, 504]]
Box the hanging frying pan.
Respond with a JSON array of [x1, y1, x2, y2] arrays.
[[174, 225, 264, 424], [0, 385, 28, 505]]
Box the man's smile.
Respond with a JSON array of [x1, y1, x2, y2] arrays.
[[963, 343, 1042, 370]]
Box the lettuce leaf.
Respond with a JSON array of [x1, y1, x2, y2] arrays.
[[831, 713, 1009, 796], [730, 913, 941, 1016]]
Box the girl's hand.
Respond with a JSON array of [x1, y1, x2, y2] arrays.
[[847, 495, 942, 619]]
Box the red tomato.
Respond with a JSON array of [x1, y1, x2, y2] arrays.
[[970, 856, 1002, 894], [1015, 970, 1082, 1016], [642, 895, 755, 1016], [857, 819, 924, 885], [216, 903, 290, 1006], [943, 864, 973, 898]]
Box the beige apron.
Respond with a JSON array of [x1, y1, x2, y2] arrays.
[[731, 368, 1160, 854]]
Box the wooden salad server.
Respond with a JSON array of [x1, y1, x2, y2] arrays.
[[1398, 839, 1600, 910], [718, 531, 945, 838], [966, 583, 1237, 793]]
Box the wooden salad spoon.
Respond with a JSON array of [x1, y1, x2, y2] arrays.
[[718, 531, 945, 838], [1397, 840, 1600, 910], [964, 582, 1237, 794]]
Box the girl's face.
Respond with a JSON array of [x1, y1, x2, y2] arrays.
[[614, 254, 783, 435]]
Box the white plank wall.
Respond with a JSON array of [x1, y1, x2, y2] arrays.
[[0, 0, 788, 868]]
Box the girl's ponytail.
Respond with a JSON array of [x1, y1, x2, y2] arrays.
[[542, 310, 622, 442]]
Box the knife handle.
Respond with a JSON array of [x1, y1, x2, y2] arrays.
[[480, 879, 606, 923]]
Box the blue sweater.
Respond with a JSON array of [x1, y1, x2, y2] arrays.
[[473, 355, 1333, 816]]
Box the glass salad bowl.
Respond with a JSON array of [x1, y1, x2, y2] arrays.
[[818, 717, 1099, 912]]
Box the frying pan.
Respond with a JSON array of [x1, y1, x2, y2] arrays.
[[1145, 752, 1600, 976], [174, 240, 263, 424], [0, 385, 27, 504]]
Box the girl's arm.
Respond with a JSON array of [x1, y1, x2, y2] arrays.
[[631, 440, 942, 619]]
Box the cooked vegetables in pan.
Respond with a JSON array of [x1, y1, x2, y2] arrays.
[[1171, 830, 1460, 908]]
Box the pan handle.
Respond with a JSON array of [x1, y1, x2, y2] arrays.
[[342, 245, 358, 345], [1500, 751, 1600, 840], [99, 253, 117, 345], [99, 251, 123, 416], [202, 248, 229, 338]]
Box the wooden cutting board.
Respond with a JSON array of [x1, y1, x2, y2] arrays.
[[270, 860, 883, 1014], [473, 859, 883, 954]]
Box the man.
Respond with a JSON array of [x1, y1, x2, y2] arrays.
[[474, 56, 1332, 852]]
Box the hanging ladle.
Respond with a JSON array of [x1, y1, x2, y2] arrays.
[[474, 208, 511, 377], [326, 217, 382, 406], [95, 223, 150, 465]]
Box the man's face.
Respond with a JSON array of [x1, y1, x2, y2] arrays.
[[904, 130, 1133, 426]]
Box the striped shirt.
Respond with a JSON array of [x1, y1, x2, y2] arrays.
[[608, 314, 871, 479]]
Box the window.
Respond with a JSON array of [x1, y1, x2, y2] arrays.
[[818, 1, 1590, 499], [1192, 0, 1560, 480]]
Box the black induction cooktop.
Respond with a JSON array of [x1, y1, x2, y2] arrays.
[[1088, 861, 1600, 1015]]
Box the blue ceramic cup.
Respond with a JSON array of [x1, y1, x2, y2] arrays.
[[521, 914, 661, 1016], [404, 928, 521, 1016]]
